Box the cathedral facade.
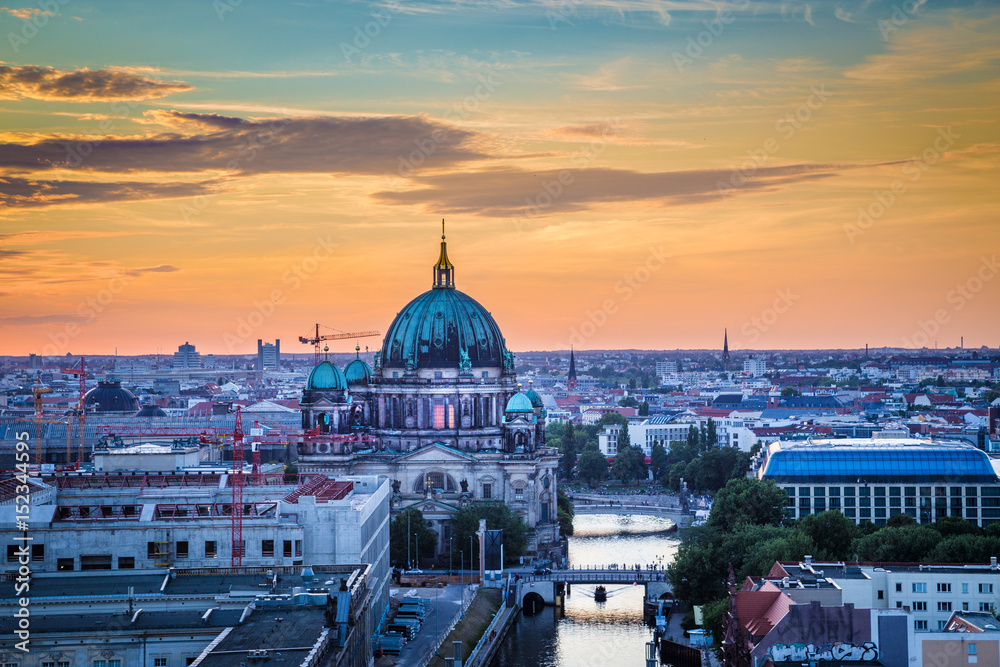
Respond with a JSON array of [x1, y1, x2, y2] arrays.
[[296, 230, 561, 559]]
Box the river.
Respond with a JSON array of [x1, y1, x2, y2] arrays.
[[492, 514, 680, 667]]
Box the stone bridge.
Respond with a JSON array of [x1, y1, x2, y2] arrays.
[[518, 568, 674, 610], [571, 501, 692, 528]]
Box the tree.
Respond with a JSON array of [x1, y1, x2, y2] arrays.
[[612, 445, 646, 486], [577, 448, 608, 486], [638, 401, 650, 417], [709, 477, 788, 533], [557, 487, 574, 537], [450, 502, 528, 567], [797, 511, 858, 561], [598, 411, 628, 428], [706, 418, 718, 449], [933, 515, 981, 538], [781, 387, 801, 397], [618, 396, 639, 408], [669, 533, 728, 605], [886, 513, 918, 528], [390, 508, 437, 568], [851, 526, 942, 562], [650, 441, 669, 482], [559, 422, 577, 481]]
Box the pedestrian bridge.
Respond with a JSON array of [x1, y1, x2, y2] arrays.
[[518, 569, 673, 611], [571, 502, 691, 527]]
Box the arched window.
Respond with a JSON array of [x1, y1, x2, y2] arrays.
[[414, 471, 457, 493]]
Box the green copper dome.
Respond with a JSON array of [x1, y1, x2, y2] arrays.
[[344, 356, 372, 386], [505, 392, 534, 413], [381, 230, 507, 370], [306, 360, 348, 391], [525, 387, 543, 409]]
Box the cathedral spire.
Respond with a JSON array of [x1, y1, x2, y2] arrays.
[[433, 218, 455, 289]]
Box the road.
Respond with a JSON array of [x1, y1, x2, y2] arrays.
[[391, 583, 469, 667]]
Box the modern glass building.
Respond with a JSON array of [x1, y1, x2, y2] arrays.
[[756, 438, 1000, 527]]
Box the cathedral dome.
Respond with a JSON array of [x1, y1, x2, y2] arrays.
[[85, 380, 140, 413], [505, 392, 534, 414], [380, 227, 507, 371], [306, 360, 348, 391], [344, 348, 372, 386]]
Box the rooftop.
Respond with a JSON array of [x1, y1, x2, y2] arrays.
[[760, 438, 999, 484], [192, 606, 329, 667]]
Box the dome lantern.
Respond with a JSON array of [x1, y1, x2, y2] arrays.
[[433, 218, 455, 289]]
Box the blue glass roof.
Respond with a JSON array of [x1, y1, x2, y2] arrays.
[[762, 442, 998, 484]]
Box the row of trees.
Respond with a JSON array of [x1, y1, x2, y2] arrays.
[[389, 501, 529, 569], [668, 477, 1000, 651]]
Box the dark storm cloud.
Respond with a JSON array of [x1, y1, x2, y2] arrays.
[[0, 65, 193, 101], [372, 163, 850, 216], [0, 176, 218, 209], [0, 114, 486, 176]]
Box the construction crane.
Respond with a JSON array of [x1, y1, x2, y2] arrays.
[[30, 375, 52, 464], [15, 416, 71, 466], [299, 323, 380, 365], [61, 357, 89, 463], [231, 406, 245, 567]]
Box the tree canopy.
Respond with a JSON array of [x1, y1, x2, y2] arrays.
[[389, 508, 437, 568], [450, 501, 529, 568]]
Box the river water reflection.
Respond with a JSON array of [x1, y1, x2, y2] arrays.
[[492, 514, 680, 667]]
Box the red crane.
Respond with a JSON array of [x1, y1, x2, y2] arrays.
[[231, 406, 244, 567], [251, 421, 262, 486], [61, 357, 89, 463], [299, 323, 380, 365]]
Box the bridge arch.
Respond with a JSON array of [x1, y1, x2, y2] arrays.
[[522, 592, 546, 615]]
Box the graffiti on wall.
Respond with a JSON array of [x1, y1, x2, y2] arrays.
[[767, 641, 878, 662]]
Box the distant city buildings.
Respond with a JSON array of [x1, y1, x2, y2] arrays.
[[257, 338, 281, 370], [173, 341, 201, 368], [744, 356, 767, 377]]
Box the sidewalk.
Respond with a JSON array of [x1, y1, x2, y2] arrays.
[[661, 602, 720, 667]]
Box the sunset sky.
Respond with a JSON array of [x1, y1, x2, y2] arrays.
[[1, 0, 998, 357]]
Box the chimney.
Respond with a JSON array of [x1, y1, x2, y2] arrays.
[[805, 555, 813, 568], [991, 557, 998, 570]]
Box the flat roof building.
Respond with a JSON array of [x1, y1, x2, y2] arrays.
[[756, 438, 1000, 527]]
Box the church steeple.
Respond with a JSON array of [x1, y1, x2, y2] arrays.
[[433, 218, 455, 289], [567, 347, 577, 391], [722, 329, 731, 370]]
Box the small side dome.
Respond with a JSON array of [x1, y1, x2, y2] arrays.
[[344, 357, 372, 386], [306, 360, 348, 392], [525, 381, 543, 409], [505, 392, 534, 414], [135, 397, 167, 418]]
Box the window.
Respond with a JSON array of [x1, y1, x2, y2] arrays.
[[155, 659, 168, 667], [205, 541, 217, 558], [93, 661, 122, 667], [482, 484, 492, 499], [42, 663, 71, 667], [938, 602, 952, 612], [5, 545, 17, 563], [938, 621, 947, 630], [57, 557, 74, 571], [176, 541, 189, 559], [148, 541, 158, 558], [914, 620, 927, 631], [963, 583, 970, 594], [895, 583, 902, 592], [262, 540, 274, 557], [31, 544, 44, 561], [981, 602, 992, 612], [913, 601, 927, 611], [514, 486, 524, 501], [937, 582, 951, 593], [970, 644, 978, 656], [284, 540, 293, 558], [963, 602, 969, 611], [118, 556, 135, 569], [980, 583, 994, 594], [878, 590, 884, 600], [295, 540, 303, 557]]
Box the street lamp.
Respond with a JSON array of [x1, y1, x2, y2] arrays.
[[413, 532, 419, 569]]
